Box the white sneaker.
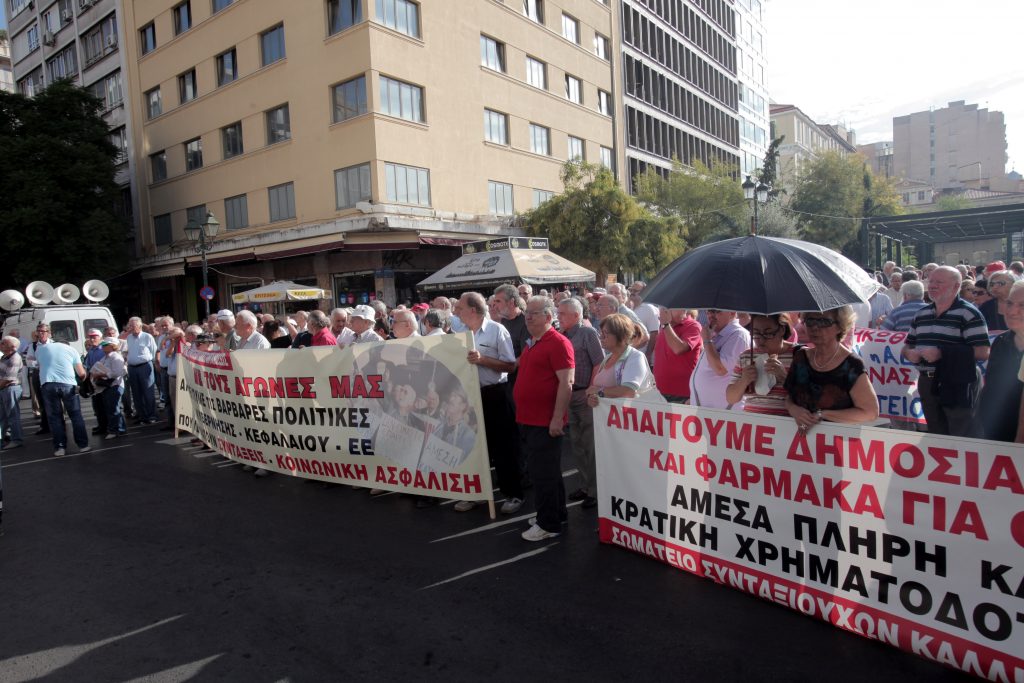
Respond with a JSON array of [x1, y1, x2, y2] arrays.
[[253, 468, 270, 477], [500, 497, 524, 514], [54, 448, 66, 457], [79, 446, 92, 454], [369, 488, 387, 496], [453, 500, 477, 512], [105, 433, 117, 440], [521, 523, 560, 542]]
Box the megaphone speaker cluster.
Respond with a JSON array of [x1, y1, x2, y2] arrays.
[[25, 281, 55, 307], [0, 290, 25, 312], [5, 280, 110, 309], [83, 280, 109, 303], [54, 283, 81, 304]]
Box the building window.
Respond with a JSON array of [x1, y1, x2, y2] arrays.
[[47, 44, 78, 81], [260, 24, 286, 66], [212, 0, 233, 13], [82, 13, 118, 66], [109, 126, 128, 164], [523, 0, 543, 24], [216, 48, 237, 86], [332, 76, 367, 122], [529, 123, 549, 156], [526, 57, 546, 89], [268, 182, 296, 222], [375, 0, 419, 38], [224, 194, 249, 230], [335, 163, 372, 209], [533, 189, 554, 207], [484, 109, 508, 145], [561, 13, 579, 44], [384, 162, 430, 206], [140, 22, 156, 55], [88, 70, 123, 110], [594, 32, 609, 60], [379, 76, 423, 122], [488, 181, 513, 215], [568, 135, 584, 160], [266, 104, 291, 144], [154, 214, 172, 246], [598, 89, 610, 116], [173, 1, 191, 35], [480, 35, 505, 72], [222, 121, 243, 159], [145, 88, 161, 119], [150, 151, 167, 182], [186, 204, 207, 228], [184, 137, 203, 171], [178, 68, 197, 103], [600, 146, 612, 168], [565, 74, 581, 104], [328, 0, 362, 35]]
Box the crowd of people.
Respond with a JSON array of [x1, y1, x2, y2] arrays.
[[0, 259, 1021, 539]]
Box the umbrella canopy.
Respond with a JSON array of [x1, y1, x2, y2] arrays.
[[231, 281, 326, 304], [418, 248, 594, 292], [642, 236, 879, 314]]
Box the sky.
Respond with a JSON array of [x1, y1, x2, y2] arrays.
[[766, 0, 1024, 174]]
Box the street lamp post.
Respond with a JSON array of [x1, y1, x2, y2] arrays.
[[742, 175, 771, 235], [184, 211, 220, 318]]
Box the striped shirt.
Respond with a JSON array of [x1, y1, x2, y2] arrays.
[[905, 297, 990, 366], [881, 300, 928, 332]]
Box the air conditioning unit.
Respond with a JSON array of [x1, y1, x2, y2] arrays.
[[43, 31, 55, 46], [105, 34, 115, 47]]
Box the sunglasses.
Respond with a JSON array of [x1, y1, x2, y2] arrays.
[[803, 317, 837, 329]]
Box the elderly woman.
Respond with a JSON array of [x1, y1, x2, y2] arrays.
[[586, 313, 653, 408], [726, 314, 796, 415], [976, 282, 1024, 442], [980, 270, 1018, 331], [784, 305, 879, 431]]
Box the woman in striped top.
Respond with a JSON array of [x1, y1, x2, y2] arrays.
[[726, 313, 796, 415]]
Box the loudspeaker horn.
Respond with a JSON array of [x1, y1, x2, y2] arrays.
[[25, 281, 55, 307], [54, 283, 81, 304], [0, 290, 25, 312], [82, 280, 109, 303]]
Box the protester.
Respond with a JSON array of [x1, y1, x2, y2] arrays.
[[215, 310, 240, 351], [349, 305, 382, 343], [35, 323, 90, 456], [83, 329, 108, 436], [689, 309, 751, 410], [235, 310, 271, 350], [422, 309, 448, 336], [514, 296, 574, 541], [725, 314, 796, 415], [307, 311, 337, 347], [160, 327, 185, 430], [884, 271, 903, 307], [0, 336, 24, 450], [607, 283, 649, 349], [391, 309, 420, 339], [784, 306, 879, 431], [586, 313, 652, 412], [881, 280, 927, 332], [654, 308, 702, 403], [557, 297, 604, 510], [24, 329, 50, 431], [90, 338, 127, 439], [263, 320, 293, 349], [124, 317, 159, 425], [980, 270, 1017, 331], [370, 300, 391, 339], [493, 285, 529, 359], [902, 266, 990, 437], [975, 281, 1024, 442]]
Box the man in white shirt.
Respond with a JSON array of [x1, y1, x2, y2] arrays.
[[348, 306, 381, 344], [125, 316, 159, 424], [391, 309, 420, 339], [689, 309, 751, 410], [331, 308, 356, 347], [235, 310, 271, 350]]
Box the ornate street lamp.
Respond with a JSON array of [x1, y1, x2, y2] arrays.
[[185, 211, 220, 317], [743, 174, 771, 235]]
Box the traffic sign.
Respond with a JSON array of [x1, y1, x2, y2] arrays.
[[199, 286, 215, 301]]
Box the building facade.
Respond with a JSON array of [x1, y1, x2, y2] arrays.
[[733, 0, 767, 177], [858, 140, 894, 179], [119, 0, 616, 316], [892, 100, 1008, 192], [0, 33, 14, 92], [769, 103, 856, 193]]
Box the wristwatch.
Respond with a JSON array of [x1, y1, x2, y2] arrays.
[[661, 322, 671, 329], [598, 389, 606, 398]]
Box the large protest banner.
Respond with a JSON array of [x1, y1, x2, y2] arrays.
[[595, 400, 1024, 680], [176, 334, 494, 504]]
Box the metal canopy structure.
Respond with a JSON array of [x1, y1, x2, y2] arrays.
[[864, 203, 1024, 267]]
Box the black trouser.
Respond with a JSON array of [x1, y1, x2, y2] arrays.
[[481, 383, 522, 499], [520, 424, 566, 533], [916, 372, 980, 438], [29, 368, 49, 430], [91, 393, 108, 434]]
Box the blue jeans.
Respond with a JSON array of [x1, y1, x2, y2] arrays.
[[41, 383, 88, 450], [0, 384, 23, 444], [103, 384, 126, 435], [128, 363, 156, 422]]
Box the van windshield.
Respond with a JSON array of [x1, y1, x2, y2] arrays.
[[84, 318, 110, 334], [51, 320, 78, 344]]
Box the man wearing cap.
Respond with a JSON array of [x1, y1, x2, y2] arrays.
[[348, 305, 382, 344], [235, 310, 271, 350], [214, 310, 240, 351], [124, 317, 159, 425], [90, 338, 127, 439], [84, 329, 107, 435], [35, 323, 90, 456], [411, 303, 430, 335]]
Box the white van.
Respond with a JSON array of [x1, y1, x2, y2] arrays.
[[1, 305, 118, 357]]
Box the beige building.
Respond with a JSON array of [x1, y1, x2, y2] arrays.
[[769, 103, 856, 193], [120, 0, 615, 316], [858, 140, 894, 179]]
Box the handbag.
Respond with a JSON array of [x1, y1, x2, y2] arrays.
[[78, 378, 94, 398]]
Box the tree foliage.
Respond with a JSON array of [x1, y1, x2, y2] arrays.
[[932, 194, 972, 212], [522, 160, 685, 283], [789, 151, 902, 256], [0, 81, 129, 289], [757, 135, 786, 200]]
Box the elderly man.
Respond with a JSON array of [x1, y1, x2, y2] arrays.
[[154, 316, 175, 407], [608, 283, 650, 348], [689, 309, 751, 410], [235, 310, 271, 350], [0, 336, 25, 450], [214, 310, 240, 351], [411, 303, 430, 335], [884, 271, 904, 307], [91, 337, 127, 439], [881, 261, 897, 286], [348, 305, 382, 343], [35, 323, 90, 456], [453, 292, 517, 514], [328, 308, 356, 347], [557, 297, 603, 509], [83, 329, 108, 435], [518, 283, 533, 300], [903, 266, 990, 436], [655, 308, 703, 403], [158, 327, 189, 431], [124, 316, 159, 424], [291, 311, 315, 348], [515, 296, 574, 541], [881, 281, 928, 332], [432, 296, 466, 332], [422, 309, 448, 336], [24, 329, 49, 429], [306, 310, 337, 346], [493, 285, 530, 359], [391, 309, 420, 339]]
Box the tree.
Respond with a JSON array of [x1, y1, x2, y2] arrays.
[[789, 151, 902, 257], [0, 80, 130, 290], [633, 158, 745, 247], [522, 160, 685, 284], [932, 194, 972, 212]]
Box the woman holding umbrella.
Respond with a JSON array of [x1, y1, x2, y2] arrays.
[[725, 313, 797, 415], [976, 281, 1024, 442], [783, 306, 879, 432]]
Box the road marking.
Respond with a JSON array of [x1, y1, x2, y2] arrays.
[[429, 500, 583, 543], [213, 461, 241, 468], [420, 543, 558, 589], [155, 437, 195, 445], [2, 445, 132, 468], [191, 452, 217, 459]]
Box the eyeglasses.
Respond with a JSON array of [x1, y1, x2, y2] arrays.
[[989, 281, 1010, 289], [751, 327, 782, 338], [803, 317, 837, 329]]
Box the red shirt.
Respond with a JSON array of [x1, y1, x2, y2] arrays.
[[513, 327, 575, 427], [311, 328, 337, 347], [653, 318, 703, 397]]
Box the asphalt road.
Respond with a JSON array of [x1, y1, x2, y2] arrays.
[[0, 399, 972, 683]]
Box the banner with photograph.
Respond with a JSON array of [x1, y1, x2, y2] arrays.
[[176, 334, 494, 502], [595, 400, 1024, 680]]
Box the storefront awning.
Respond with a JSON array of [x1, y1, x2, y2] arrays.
[[418, 247, 595, 292], [141, 263, 186, 280]]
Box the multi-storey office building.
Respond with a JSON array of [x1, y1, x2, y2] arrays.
[[119, 0, 616, 315], [733, 0, 767, 177]]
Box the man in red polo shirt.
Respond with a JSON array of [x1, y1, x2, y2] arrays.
[[513, 296, 575, 541]]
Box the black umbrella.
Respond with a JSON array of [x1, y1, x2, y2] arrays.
[[642, 235, 878, 315]]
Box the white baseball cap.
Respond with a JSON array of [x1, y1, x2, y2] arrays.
[[350, 305, 375, 321]]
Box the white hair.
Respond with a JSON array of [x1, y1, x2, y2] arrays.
[[558, 297, 583, 316], [1, 335, 19, 347], [236, 310, 258, 327]]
